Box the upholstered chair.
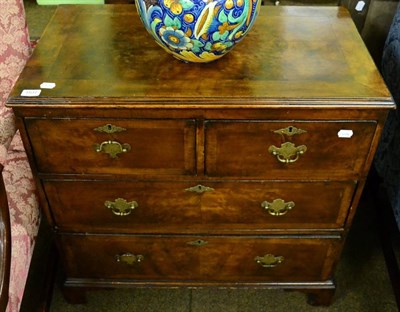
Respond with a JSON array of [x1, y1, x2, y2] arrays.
[[373, 2, 400, 307], [374, 3, 400, 228], [0, 0, 41, 311]]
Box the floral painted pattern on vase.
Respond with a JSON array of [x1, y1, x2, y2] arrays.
[[135, 0, 261, 63]]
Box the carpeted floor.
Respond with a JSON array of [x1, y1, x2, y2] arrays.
[[23, 1, 399, 311]]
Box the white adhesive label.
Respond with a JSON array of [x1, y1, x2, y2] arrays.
[[355, 1, 366, 12], [338, 129, 353, 138], [21, 89, 41, 97], [40, 82, 56, 89]]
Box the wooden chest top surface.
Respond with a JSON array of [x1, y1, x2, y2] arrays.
[[8, 5, 393, 108]]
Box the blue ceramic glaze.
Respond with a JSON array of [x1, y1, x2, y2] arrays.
[[135, 0, 261, 63]]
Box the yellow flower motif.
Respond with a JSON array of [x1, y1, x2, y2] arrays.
[[234, 31, 243, 39], [218, 21, 238, 36], [164, 0, 183, 15], [178, 50, 223, 63], [218, 22, 230, 35], [210, 42, 228, 52]]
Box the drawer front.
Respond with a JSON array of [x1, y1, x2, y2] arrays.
[[205, 120, 376, 178], [60, 234, 338, 282], [44, 180, 355, 232], [26, 118, 196, 175]]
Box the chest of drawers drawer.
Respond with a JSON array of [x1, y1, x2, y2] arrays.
[[44, 180, 355, 232], [25, 118, 196, 175], [60, 234, 339, 283], [206, 120, 376, 178]]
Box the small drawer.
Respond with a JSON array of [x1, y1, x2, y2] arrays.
[[60, 234, 339, 282], [44, 180, 355, 233], [26, 118, 196, 175], [205, 120, 376, 178]]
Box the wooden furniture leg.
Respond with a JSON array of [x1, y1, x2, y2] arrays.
[[306, 288, 336, 306]]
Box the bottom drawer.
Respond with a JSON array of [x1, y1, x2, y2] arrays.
[[59, 234, 340, 282]]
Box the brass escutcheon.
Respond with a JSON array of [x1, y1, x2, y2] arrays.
[[185, 185, 215, 194], [261, 198, 295, 216], [105, 198, 138, 216], [115, 253, 144, 265], [273, 126, 307, 137], [94, 140, 131, 158], [268, 141, 307, 163], [93, 124, 127, 134], [187, 239, 208, 247], [255, 254, 284, 268]]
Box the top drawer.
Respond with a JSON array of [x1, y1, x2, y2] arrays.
[[205, 120, 376, 178], [25, 118, 196, 175]]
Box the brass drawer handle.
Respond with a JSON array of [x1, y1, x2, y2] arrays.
[[94, 140, 131, 158], [268, 142, 307, 163], [261, 198, 295, 216], [255, 254, 284, 268], [105, 198, 138, 216], [185, 185, 214, 194], [115, 253, 144, 265]]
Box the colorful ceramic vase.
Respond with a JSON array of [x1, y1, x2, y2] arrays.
[[135, 0, 261, 63]]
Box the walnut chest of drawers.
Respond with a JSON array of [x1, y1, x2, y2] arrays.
[[7, 4, 395, 306]]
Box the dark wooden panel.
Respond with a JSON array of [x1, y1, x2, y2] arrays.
[[205, 120, 376, 178], [44, 179, 355, 232], [7, 6, 392, 105], [60, 234, 339, 282], [26, 118, 196, 175]]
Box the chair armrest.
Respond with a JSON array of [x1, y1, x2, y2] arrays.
[[0, 165, 11, 311], [0, 108, 16, 167], [0, 0, 32, 165]]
